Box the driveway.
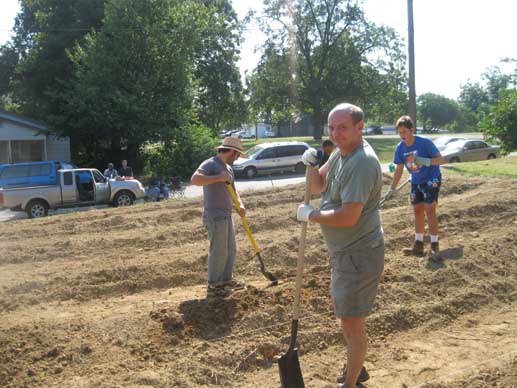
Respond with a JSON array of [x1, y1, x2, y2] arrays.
[[0, 163, 392, 222]]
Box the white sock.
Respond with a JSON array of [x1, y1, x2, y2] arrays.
[[415, 233, 424, 242], [431, 235, 439, 243]]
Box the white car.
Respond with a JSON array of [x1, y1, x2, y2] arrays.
[[237, 131, 256, 139], [232, 142, 309, 178]]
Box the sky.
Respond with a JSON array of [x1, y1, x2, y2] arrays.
[[1, 0, 517, 100]]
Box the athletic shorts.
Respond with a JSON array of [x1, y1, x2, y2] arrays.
[[330, 240, 385, 318], [410, 176, 441, 205]]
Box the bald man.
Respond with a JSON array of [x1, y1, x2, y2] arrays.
[[297, 103, 384, 388]]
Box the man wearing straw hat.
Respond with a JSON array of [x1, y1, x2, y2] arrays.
[[191, 137, 248, 296]]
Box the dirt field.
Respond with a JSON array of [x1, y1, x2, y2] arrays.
[[1, 174, 516, 388]]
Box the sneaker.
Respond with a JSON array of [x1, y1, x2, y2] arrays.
[[207, 285, 230, 297], [429, 242, 442, 262], [336, 365, 370, 384], [223, 280, 246, 290], [402, 240, 424, 256]]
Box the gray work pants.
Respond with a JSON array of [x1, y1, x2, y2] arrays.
[[203, 215, 236, 286]]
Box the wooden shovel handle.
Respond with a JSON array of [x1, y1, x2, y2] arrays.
[[292, 166, 314, 320]]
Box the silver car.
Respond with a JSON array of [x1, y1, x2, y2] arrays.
[[433, 136, 467, 151], [442, 140, 500, 163], [232, 141, 309, 178]]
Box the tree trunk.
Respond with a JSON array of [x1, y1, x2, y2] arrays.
[[312, 107, 324, 140]]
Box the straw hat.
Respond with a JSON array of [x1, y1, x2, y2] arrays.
[[218, 137, 248, 158]]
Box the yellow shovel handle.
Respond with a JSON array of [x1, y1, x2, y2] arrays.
[[226, 183, 260, 254]]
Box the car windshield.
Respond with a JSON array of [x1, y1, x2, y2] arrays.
[[434, 136, 456, 146], [444, 140, 466, 151], [246, 145, 264, 159]]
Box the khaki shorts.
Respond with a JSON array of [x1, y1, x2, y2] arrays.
[[330, 240, 384, 318]]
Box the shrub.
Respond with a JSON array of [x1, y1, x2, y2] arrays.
[[481, 89, 517, 154], [141, 125, 218, 179]]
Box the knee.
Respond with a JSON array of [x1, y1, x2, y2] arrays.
[[424, 204, 436, 216], [341, 317, 365, 339]]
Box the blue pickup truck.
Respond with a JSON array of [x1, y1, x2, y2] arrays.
[[0, 161, 75, 189]]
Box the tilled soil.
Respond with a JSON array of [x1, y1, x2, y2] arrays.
[[0, 174, 516, 388]]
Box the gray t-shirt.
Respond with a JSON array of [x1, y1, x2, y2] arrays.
[[319, 140, 384, 254], [197, 156, 235, 218]]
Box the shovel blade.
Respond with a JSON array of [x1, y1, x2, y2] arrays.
[[278, 347, 304, 388]]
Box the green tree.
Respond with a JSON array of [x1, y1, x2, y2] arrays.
[[449, 104, 479, 132], [418, 93, 459, 129], [257, 0, 406, 139], [482, 65, 516, 104], [481, 89, 517, 153], [193, 0, 246, 133], [52, 0, 224, 173], [458, 81, 489, 113], [4, 0, 105, 119], [246, 44, 296, 127]]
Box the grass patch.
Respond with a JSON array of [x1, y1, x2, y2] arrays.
[[442, 156, 517, 179], [242, 136, 399, 163]]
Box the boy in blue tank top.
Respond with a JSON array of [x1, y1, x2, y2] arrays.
[[383, 116, 444, 260]]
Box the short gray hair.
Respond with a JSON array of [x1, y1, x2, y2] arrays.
[[329, 103, 364, 124]]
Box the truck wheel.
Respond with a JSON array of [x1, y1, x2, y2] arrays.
[[113, 191, 135, 207], [243, 166, 257, 179], [450, 157, 460, 163], [26, 200, 49, 218], [487, 154, 496, 160]]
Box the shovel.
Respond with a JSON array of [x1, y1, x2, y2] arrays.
[[226, 183, 278, 285], [278, 166, 314, 388], [379, 178, 411, 207]]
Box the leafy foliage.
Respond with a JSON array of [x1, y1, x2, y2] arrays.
[[0, 0, 245, 176], [417, 93, 459, 129], [481, 89, 517, 153], [250, 0, 407, 139]]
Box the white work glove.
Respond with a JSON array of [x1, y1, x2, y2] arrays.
[[301, 148, 318, 166], [383, 187, 395, 201], [414, 156, 432, 167], [297, 204, 315, 222]]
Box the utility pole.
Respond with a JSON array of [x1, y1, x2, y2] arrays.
[[408, 0, 417, 130]]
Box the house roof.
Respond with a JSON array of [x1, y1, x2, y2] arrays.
[[0, 109, 48, 132]]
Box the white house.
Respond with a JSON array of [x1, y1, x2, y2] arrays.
[[0, 110, 71, 164]]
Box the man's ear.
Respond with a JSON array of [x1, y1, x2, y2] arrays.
[[357, 120, 364, 131]]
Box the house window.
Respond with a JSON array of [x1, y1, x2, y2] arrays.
[[0, 141, 8, 164], [10, 140, 45, 163]]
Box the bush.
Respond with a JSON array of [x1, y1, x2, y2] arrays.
[[481, 89, 517, 154], [141, 125, 218, 179]]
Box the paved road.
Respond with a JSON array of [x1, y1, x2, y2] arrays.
[[0, 163, 392, 222]]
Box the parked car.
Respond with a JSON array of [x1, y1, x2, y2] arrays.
[[0, 168, 145, 218], [264, 130, 275, 138], [232, 141, 309, 178], [441, 140, 500, 163], [235, 130, 256, 139], [380, 126, 397, 135], [433, 136, 467, 151], [0, 160, 75, 189], [364, 126, 382, 135]]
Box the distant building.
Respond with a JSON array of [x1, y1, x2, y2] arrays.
[[242, 122, 273, 138], [0, 110, 71, 164]]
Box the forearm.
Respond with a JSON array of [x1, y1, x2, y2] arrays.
[[431, 156, 445, 165], [308, 209, 357, 228], [390, 165, 404, 188], [308, 167, 325, 194]]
